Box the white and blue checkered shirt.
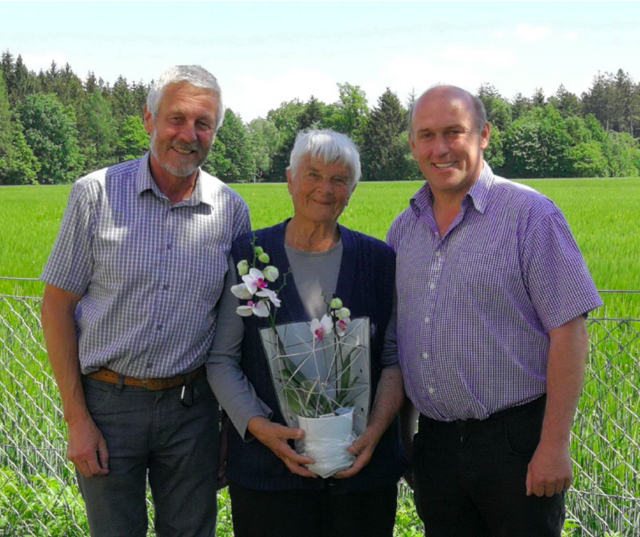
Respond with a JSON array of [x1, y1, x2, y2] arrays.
[[42, 153, 251, 378]]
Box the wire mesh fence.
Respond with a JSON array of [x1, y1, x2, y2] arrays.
[[1, 282, 638, 536]]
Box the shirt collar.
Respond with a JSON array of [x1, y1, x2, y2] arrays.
[[410, 160, 494, 216], [135, 151, 212, 207], [466, 162, 494, 214]]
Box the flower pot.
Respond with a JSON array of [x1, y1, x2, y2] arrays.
[[296, 409, 355, 478]]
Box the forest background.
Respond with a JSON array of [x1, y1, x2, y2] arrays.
[[1, 49, 640, 186]]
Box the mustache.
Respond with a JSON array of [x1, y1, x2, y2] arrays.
[[173, 142, 201, 152]]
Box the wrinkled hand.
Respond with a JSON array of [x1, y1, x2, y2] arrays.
[[67, 417, 109, 478], [248, 417, 317, 478], [526, 442, 572, 497], [334, 430, 380, 479]]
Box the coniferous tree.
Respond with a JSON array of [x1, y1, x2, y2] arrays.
[[360, 88, 412, 181], [266, 99, 306, 182], [78, 88, 118, 169], [205, 109, 256, 183], [0, 71, 39, 184]]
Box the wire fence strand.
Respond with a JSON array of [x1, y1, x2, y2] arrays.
[[1, 291, 638, 537]]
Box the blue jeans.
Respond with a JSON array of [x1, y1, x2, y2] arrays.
[[77, 374, 219, 537]]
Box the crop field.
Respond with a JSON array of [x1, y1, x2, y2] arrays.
[[1, 177, 639, 536]]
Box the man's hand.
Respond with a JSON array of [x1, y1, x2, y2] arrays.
[[248, 416, 317, 478], [67, 416, 109, 478], [334, 429, 381, 479], [526, 440, 572, 497], [526, 316, 588, 497]]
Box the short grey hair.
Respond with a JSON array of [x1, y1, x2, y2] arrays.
[[409, 85, 487, 133], [288, 130, 361, 188], [146, 65, 225, 131]]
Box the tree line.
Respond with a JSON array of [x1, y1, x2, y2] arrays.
[[1, 49, 639, 185]]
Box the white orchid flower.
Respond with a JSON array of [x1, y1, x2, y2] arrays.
[[236, 299, 270, 318], [336, 318, 350, 335], [310, 314, 333, 340], [263, 265, 279, 282], [242, 268, 267, 295], [237, 259, 249, 276], [231, 283, 253, 300], [256, 288, 281, 308]]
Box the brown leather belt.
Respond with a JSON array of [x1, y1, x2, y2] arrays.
[[86, 366, 205, 391]]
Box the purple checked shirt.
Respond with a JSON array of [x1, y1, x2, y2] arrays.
[[387, 163, 602, 421]]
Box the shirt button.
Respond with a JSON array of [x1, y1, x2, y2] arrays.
[[163, 284, 169, 291], [156, 324, 163, 330], [146, 363, 152, 368], [167, 243, 172, 250], [424, 317, 430, 324], [422, 352, 429, 359], [428, 387, 435, 394], [435, 251, 441, 257], [429, 283, 436, 290]]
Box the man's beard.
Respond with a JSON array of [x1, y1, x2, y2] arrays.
[[150, 132, 211, 178]]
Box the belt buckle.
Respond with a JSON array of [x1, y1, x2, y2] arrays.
[[142, 378, 149, 389]]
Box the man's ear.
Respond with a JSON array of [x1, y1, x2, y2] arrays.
[[408, 131, 418, 158], [143, 105, 153, 135], [480, 122, 491, 151]]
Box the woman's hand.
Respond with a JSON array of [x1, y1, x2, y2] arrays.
[[247, 416, 317, 478], [333, 428, 382, 479]]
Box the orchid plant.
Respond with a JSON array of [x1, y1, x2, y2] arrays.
[[231, 239, 363, 421], [278, 296, 361, 418], [231, 238, 289, 330]]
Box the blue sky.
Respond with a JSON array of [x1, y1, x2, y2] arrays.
[[3, 2, 639, 121]]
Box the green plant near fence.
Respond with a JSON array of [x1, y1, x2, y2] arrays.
[[1, 290, 639, 537]]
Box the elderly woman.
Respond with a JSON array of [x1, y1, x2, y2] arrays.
[[207, 130, 406, 537]]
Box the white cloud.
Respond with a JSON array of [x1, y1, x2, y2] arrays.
[[21, 52, 68, 73], [516, 24, 551, 42], [225, 69, 339, 121], [562, 31, 579, 42], [491, 31, 506, 39], [438, 46, 515, 66]]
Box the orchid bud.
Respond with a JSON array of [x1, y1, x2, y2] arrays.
[[237, 259, 249, 276], [254, 246, 264, 256], [337, 307, 351, 320], [258, 253, 270, 263], [330, 298, 343, 310], [263, 266, 279, 282]]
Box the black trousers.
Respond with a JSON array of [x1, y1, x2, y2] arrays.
[[413, 396, 565, 537], [229, 482, 398, 537]]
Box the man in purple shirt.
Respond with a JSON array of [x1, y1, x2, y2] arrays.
[[387, 86, 602, 536]]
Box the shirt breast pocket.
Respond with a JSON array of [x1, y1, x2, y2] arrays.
[[185, 239, 229, 306], [453, 250, 518, 300]]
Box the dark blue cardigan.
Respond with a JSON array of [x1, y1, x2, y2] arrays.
[[226, 220, 407, 492]]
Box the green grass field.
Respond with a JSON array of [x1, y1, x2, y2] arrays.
[[2, 177, 640, 312], [1, 178, 639, 536]]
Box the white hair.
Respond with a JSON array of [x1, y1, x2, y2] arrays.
[[288, 130, 361, 188], [146, 65, 225, 131]]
